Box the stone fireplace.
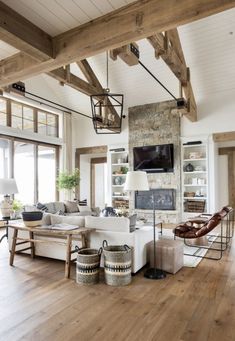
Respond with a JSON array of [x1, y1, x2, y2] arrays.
[[128, 100, 181, 223]]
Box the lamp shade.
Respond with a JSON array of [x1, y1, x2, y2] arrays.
[[124, 171, 149, 191], [0, 178, 18, 195]]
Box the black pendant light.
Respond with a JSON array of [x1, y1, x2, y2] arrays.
[[90, 52, 124, 134]]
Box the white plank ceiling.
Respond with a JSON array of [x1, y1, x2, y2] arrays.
[[0, 0, 235, 117]]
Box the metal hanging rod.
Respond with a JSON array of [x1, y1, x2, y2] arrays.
[[138, 60, 178, 101], [22, 89, 93, 120]]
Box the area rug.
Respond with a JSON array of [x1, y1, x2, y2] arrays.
[[160, 229, 218, 268]]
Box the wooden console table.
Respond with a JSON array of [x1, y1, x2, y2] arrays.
[[8, 223, 92, 279]]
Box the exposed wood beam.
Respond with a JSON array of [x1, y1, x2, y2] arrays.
[[0, 1, 53, 61], [148, 34, 188, 85], [0, 0, 235, 86], [148, 29, 197, 122], [76, 60, 103, 90], [213, 131, 235, 143], [110, 43, 139, 66], [48, 68, 100, 97]]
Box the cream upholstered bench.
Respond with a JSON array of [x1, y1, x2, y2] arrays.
[[149, 239, 184, 274]]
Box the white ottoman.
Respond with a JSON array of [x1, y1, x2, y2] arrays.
[[149, 239, 184, 274]]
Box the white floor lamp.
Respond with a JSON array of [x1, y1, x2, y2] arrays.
[[124, 171, 166, 280]]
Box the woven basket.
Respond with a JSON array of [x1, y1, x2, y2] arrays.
[[76, 248, 102, 285], [102, 240, 132, 286], [184, 200, 205, 213]]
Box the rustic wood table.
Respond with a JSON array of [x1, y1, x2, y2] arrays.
[[8, 223, 92, 279]]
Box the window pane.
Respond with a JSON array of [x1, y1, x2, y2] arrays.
[[12, 116, 23, 129], [38, 111, 47, 124], [47, 114, 56, 126], [23, 106, 34, 120], [0, 112, 7, 126], [0, 138, 10, 202], [14, 142, 35, 204], [12, 103, 22, 118], [38, 123, 47, 135], [23, 119, 34, 132], [0, 98, 6, 113], [47, 125, 57, 137], [0, 138, 10, 178], [38, 145, 56, 202]]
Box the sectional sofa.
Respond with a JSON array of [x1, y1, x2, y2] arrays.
[[8, 213, 154, 273]]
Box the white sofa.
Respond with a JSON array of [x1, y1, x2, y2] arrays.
[[8, 214, 154, 273]]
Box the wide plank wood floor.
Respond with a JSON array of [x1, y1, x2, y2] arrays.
[[1, 227, 235, 341]]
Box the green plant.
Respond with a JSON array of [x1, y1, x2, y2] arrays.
[[56, 168, 80, 192], [12, 199, 23, 212], [120, 166, 128, 174]]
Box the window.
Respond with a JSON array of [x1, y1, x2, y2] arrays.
[[0, 135, 59, 204], [0, 98, 7, 126], [0, 96, 59, 137], [11, 102, 34, 132], [14, 141, 35, 204], [38, 111, 58, 137], [38, 145, 56, 202]]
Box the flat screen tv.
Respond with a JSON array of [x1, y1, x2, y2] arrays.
[[133, 143, 174, 173]]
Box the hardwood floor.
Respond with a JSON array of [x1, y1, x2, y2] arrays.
[[1, 227, 235, 341]]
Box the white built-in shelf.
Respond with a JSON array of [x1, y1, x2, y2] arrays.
[[183, 197, 207, 200], [183, 144, 206, 148], [112, 163, 129, 166], [184, 184, 207, 187], [112, 174, 127, 177], [183, 171, 207, 174], [112, 195, 128, 199], [183, 158, 206, 162], [112, 185, 125, 187]]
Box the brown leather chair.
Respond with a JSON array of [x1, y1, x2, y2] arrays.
[[174, 206, 233, 260]]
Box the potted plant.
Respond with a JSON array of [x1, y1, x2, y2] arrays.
[[12, 199, 23, 218], [56, 168, 80, 199]]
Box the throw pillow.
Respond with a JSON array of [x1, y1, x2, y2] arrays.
[[36, 202, 48, 212], [64, 201, 79, 213], [78, 199, 87, 206], [55, 210, 65, 215]]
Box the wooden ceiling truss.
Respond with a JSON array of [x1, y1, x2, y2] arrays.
[[0, 0, 235, 124]]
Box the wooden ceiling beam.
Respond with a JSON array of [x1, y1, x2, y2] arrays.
[[148, 33, 188, 84], [0, 0, 235, 86], [110, 43, 139, 66], [48, 67, 100, 97], [76, 60, 103, 90], [0, 1, 53, 61], [148, 29, 197, 122]]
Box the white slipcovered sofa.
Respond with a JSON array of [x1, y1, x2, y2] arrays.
[[8, 214, 154, 273]]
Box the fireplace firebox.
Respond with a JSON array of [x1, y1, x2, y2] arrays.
[[135, 188, 176, 210]]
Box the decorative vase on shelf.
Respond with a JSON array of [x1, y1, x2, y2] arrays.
[[184, 163, 194, 172]]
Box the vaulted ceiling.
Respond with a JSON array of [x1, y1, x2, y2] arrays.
[[0, 0, 235, 121]]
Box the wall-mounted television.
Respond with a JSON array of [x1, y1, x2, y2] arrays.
[[133, 143, 174, 173]]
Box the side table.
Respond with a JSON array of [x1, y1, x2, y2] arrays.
[[0, 217, 21, 244], [8, 223, 93, 279]]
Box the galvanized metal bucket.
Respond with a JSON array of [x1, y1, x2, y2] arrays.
[[76, 248, 102, 285], [102, 240, 132, 286]]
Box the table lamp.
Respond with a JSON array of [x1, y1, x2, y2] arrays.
[[0, 178, 18, 219], [124, 171, 166, 280]]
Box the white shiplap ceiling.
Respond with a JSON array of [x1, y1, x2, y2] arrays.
[[0, 0, 235, 118]]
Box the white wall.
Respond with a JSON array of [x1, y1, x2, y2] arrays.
[[72, 115, 128, 149], [218, 155, 229, 208], [181, 89, 235, 137]]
